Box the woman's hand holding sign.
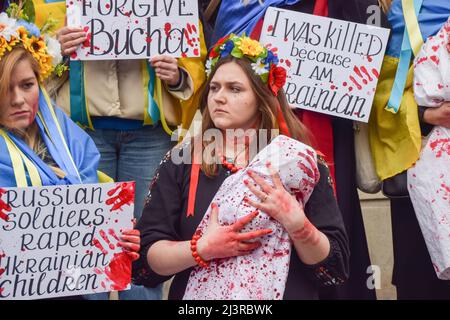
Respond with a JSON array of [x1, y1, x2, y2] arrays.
[[57, 26, 87, 56], [150, 55, 181, 87], [119, 219, 140, 261]]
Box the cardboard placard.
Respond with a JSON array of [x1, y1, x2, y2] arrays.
[[67, 0, 200, 60], [0, 182, 135, 300], [260, 8, 390, 122]]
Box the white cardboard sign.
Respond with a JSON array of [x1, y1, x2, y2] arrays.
[[260, 7, 390, 122], [66, 0, 201, 60], [0, 182, 135, 300]]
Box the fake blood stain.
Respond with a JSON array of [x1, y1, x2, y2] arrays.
[[106, 183, 135, 212], [104, 252, 132, 290], [0, 189, 11, 222]]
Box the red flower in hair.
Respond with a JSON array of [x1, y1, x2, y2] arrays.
[[209, 34, 231, 58], [268, 65, 287, 96]]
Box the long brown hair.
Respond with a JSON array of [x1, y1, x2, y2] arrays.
[[195, 56, 311, 177]]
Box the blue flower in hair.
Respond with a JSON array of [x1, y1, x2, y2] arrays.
[[220, 40, 235, 58], [264, 50, 279, 66], [16, 20, 41, 38]]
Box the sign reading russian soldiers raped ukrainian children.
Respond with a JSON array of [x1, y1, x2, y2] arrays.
[[0, 182, 135, 300], [260, 8, 390, 122], [66, 0, 201, 60]]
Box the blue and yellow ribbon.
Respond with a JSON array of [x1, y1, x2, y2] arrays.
[[386, 0, 423, 113]]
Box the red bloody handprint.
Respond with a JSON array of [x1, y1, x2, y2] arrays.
[[106, 182, 135, 212]]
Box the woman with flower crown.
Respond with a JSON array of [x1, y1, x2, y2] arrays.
[[133, 35, 349, 300], [203, 0, 380, 300], [0, 10, 141, 299]]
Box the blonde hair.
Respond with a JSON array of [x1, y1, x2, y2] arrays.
[[0, 46, 65, 178], [0, 46, 40, 98], [378, 0, 392, 14], [196, 56, 311, 177]]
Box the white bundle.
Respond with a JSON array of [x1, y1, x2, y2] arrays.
[[183, 135, 320, 299], [409, 17, 450, 280]]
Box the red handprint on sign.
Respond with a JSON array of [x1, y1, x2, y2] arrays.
[[106, 182, 135, 212], [0, 189, 11, 222]]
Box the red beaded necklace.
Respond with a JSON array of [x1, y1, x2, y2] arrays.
[[220, 155, 241, 174]]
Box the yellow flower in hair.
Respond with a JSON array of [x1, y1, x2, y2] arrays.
[[0, 37, 7, 56], [236, 37, 264, 57]]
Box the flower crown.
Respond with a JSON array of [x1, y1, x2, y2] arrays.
[[0, 1, 65, 80], [206, 34, 287, 96]]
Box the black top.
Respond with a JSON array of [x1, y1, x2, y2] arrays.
[[133, 147, 350, 300]]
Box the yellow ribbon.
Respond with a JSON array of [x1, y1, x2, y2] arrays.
[[155, 78, 173, 136], [0, 129, 42, 187], [402, 0, 424, 56]]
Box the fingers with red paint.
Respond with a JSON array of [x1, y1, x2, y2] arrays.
[[231, 210, 259, 231], [119, 228, 140, 261], [126, 252, 139, 261], [196, 203, 272, 261], [244, 166, 307, 234], [150, 55, 180, 86], [57, 26, 87, 55], [120, 234, 140, 245], [247, 169, 274, 194], [236, 229, 273, 241], [122, 229, 140, 236], [118, 241, 140, 252]]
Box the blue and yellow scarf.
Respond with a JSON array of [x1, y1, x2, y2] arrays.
[[0, 87, 101, 187]]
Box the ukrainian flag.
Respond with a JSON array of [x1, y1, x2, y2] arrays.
[[369, 0, 450, 180]]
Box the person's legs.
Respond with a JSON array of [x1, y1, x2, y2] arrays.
[[117, 124, 173, 219], [83, 128, 119, 300], [116, 124, 173, 300], [391, 197, 450, 300], [86, 128, 119, 181]]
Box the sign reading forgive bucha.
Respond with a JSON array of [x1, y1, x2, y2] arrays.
[[260, 8, 390, 122], [0, 182, 135, 300], [66, 0, 201, 60]]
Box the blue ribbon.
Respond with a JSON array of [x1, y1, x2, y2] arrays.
[[69, 60, 91, 129], [386, 0, 423, 113], [147, 62, 160, 123]]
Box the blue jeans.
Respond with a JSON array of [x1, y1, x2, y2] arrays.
[[85, 124, 172, 300]]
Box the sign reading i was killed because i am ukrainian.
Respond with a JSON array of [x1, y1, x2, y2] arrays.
[[66, 0, 201, 60], [0, 182, 135, 300], [260, 7, 390, 122]]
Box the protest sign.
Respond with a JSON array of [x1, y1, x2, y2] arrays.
[[0, 182, 135, 300], [260, 8, 390, 122], [66, 0, 201, 60]]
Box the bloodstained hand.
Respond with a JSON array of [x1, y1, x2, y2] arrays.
[[119, 229, 140, 261], [244, 162, 306, 234], [196, 203, 273, 261], [290, 218, 320, 246]]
